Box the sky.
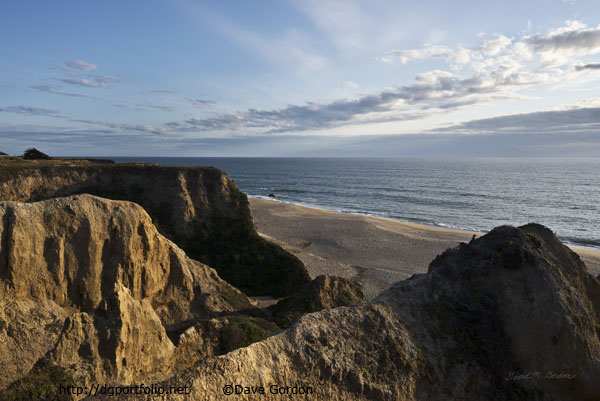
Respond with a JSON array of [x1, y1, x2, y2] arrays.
[[1, 0, 600, 157]]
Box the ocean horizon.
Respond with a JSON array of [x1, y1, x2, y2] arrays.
[[106, 156, 600, 251]]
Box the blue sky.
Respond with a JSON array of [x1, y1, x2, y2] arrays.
[[1, 0, 600, 156]]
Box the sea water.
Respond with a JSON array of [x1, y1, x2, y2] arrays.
[[111, 157, 600, 250]]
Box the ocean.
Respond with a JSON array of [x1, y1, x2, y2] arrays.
[[111, 157, 600, 250]]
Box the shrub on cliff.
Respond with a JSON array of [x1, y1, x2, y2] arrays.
[[23, 148, 51, 160]]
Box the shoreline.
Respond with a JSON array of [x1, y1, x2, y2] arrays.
[[248, 195, 600, 252], [249, 197, 600, 299]]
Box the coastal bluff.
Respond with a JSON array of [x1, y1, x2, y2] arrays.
[[0, 194, 255, 393], [101, 224, 600, 401], [0, 159, 309, 296]]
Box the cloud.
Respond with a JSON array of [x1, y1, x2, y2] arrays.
[[378, 45, 458, 64], [3, 122, 599, 157], [151, 89, 177, 94], [0, 105, 62, 117], [62, 59, 97, 71], [204, 7, 329, 75], [165, 64, 554, 135], [433, 106, 600, 135], [575, 62, 600, 70], [480, 35, 512, 56], [528, 21, 600, 66], [377, 20, 600, 74], [186, 98, 216, 108], [73, 119, 171, 136], [341, 81, 359, 89], [292, 0, 372, 51], [91, 75, 121, 84], [30, 84, 95, 98], [55, 60, 120, 88], [135, 102, 175, 112], [58, 78, 106, 88]]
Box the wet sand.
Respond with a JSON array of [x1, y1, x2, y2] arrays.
[[249, 198, 600, 299]]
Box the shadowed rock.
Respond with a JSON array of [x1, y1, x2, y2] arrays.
[[96, 224, 600, 401], [267, 275, 366, 327]]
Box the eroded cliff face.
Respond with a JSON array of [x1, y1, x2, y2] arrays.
[[0, 195, 255, 394], [0, 161, 309, 296], [102, 224, 600, 401]]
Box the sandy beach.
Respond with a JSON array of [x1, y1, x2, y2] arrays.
[[250, 198, 600, 299]]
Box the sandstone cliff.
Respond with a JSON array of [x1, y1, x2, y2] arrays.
[[0, 194, 257, 394], [0, 159, 309, 296], [100, 224, 600, 401]]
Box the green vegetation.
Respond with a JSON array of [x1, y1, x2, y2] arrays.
[[0, 364, 72, 401], [23, 148, 51, 160]]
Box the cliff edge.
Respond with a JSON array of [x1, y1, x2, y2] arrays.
[[0, 159, 310, 296]]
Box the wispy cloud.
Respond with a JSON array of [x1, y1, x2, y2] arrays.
[[54, 60, 121, 89], [341, 81, 359, 90], [30, 85, 95, 99], [91, 75, 121, 84], [150, 89, 177, 94], [186, 97, 216, 108], [163, 63, 562, 135], [73, 119, 171, 136], [61, 59, 97, 71], [59, 78, 106, 88], [432, 105, 600, 135], [135, 102, 175, 112], [203, 7, 329, 75], [0, 105, 62, 117], [575, 62, 600, 70]]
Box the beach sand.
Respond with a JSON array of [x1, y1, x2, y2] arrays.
[[250, 198, 600, 299]]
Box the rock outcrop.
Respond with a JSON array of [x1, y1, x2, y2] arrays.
[[102, 224, 600, 401], [0, 299, 67, 390], [0, 194, 251, 326], [43, 283, 175, 388], [0, 194, 256, 393], [0, 159, 309, 296], [267, 275, 366, 327]]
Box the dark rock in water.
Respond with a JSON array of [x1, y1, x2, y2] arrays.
[[0, 159, 310, 297], [267, 193, 276, 198], [267, 275, 366, 327], [98, 223, 600, 401]]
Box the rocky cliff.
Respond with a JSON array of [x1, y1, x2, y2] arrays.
[[267, 275, 366, 327], [0, 194, 256, 394], [0, 159, 309, 296], [101, 224, 600, 401]]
